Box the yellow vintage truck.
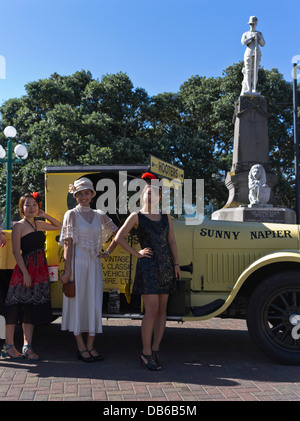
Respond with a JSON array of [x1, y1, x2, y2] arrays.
[[1, 164, 300, 366]]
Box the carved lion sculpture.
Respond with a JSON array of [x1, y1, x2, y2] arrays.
[[248, 164, 270, 205]]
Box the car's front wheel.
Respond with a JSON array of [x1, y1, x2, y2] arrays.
[[247, 271, 300, 365]]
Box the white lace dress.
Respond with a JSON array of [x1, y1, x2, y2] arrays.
[[59, 205, 117, 335]]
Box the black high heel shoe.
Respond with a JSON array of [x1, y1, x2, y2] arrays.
[[140, 353, 162, 371], [77, 349, 95, 362], [151, 350, 162, 370]]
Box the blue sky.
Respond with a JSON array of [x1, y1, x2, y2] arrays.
[[0, 0, 299, 105]]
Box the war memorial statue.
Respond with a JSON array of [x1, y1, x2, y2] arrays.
[[212, 17, 295, 223]]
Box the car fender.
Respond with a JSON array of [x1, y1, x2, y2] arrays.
[[230, 250, 300, 297], [183, 250, 300, 321]]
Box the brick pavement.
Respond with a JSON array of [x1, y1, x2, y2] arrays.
[[1, 317, 300, 401]]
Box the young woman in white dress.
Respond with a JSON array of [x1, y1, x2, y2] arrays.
[[60, 178, 118, 362]]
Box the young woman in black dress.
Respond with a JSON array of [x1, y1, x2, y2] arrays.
[[116, 173, 181, 370]]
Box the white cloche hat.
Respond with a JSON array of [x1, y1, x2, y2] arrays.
[[69, 177, 96, 198]]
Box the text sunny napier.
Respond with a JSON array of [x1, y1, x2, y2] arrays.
[[200, 227, 293, 240]]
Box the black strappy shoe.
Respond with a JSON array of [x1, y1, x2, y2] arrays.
[[77, 349, 94, 362], [88, 347, 104, 361], [140, 353, 162, 371], [151, 350, 162, 370]]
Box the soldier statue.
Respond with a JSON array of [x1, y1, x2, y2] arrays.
[[241, 16, 265, 95]]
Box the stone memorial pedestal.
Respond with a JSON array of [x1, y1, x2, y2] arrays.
[[212, 205, 296, 224], [211, 95, 296, 224]]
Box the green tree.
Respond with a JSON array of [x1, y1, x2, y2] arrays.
[[0, 71, 153, 221], [0, 64, 297, 224]]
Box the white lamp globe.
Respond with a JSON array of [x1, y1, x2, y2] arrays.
[[14, 144, 28, 159], [4, 126, 17, 138]]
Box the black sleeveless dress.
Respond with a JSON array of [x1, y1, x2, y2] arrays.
[[5, 231, 52, 325], [133, 212, 175, 295]]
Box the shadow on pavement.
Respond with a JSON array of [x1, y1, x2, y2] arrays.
[[1, 319, 300, 389]]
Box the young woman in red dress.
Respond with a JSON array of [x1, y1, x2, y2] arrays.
[[1, 193, 61, 360]]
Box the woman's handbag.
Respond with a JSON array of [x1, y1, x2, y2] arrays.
[[62, 245, 76, 298], [62, 280, 75, 298]]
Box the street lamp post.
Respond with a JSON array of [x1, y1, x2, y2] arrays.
[[0, 126, 28, 229], [293, 62, 300, 224]]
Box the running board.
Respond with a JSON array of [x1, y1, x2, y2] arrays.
[[191, 299, 225, 317], [52, 309, 183, 321]]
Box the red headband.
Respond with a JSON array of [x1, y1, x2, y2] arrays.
[[141, 172, 157, 181], [32, 192, 42, 208]]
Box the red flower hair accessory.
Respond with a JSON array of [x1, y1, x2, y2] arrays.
[[141, 172, 157, 181], [32, 192, 42, 208]]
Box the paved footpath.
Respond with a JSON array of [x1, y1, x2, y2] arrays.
[[1, 317, 300, 402]]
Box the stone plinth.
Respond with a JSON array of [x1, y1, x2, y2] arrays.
[[210, 94, 296, 224], [212, 206, 296, 224], [224, 95, 277, 207]]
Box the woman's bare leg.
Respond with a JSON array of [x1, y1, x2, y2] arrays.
[[141, 294, 159, 355]]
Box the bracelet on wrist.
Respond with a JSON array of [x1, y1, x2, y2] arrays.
[[174, 263, 179, 266]]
